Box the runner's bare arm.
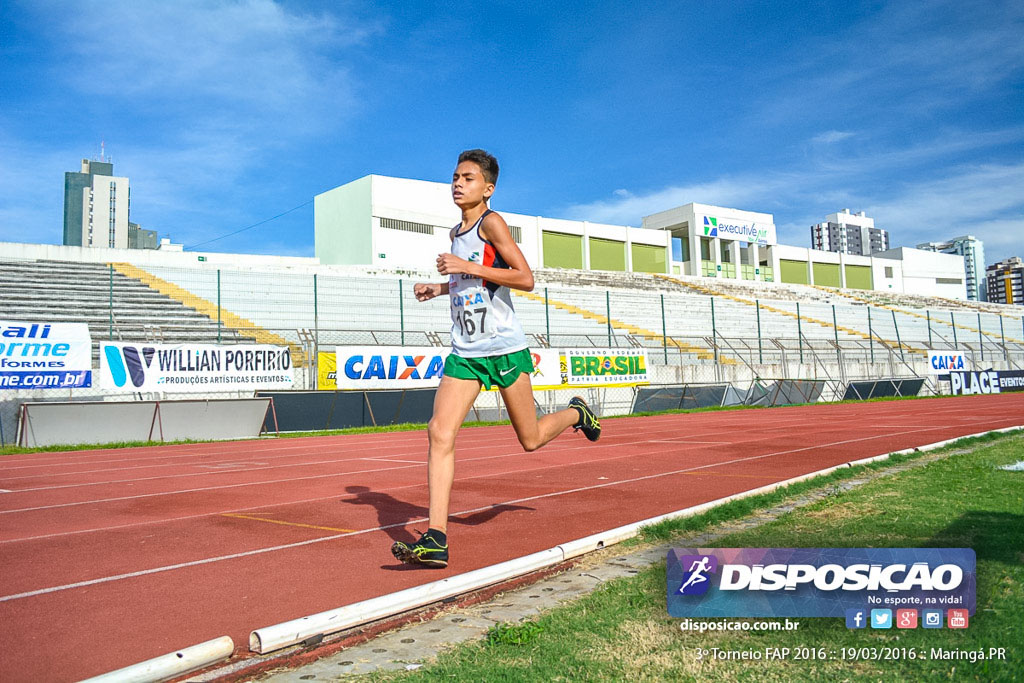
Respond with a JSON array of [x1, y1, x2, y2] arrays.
[[435, 213, 534, 291], [414, 282, 449, 301]]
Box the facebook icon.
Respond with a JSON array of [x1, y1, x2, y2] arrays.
[[845, 608, 867, 629]]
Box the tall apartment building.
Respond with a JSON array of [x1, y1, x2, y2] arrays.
[[63, 158, 131, 249], [810, 209, 889, 256], [986, 257, 1023, 306], [916, 235, 986, 301]]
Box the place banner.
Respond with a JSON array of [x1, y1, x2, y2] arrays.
[[948, 370, 1024, 395]]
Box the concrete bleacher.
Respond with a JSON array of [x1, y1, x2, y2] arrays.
[[0, 259, 236, 354], [5, 257, 1022, 371]]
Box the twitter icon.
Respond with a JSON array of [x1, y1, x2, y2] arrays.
[[871, 609, 892, 629]]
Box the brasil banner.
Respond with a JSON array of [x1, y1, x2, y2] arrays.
[[561, 348, 649, 387]]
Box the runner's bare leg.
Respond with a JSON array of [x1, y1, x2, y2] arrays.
[[427, 375, 483, 533], [499, 373, 578, 452]]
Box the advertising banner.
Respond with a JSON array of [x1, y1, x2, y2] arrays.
[[927, 350, 967, 374], [0, 321, 92, 389], [561, 348, 649, 387], [527, 348, 564, 390], [667, 548, 976, 619], [699, 215, 776, 246], [100, 343, 294, 392], [949, 370, 1024, 395], [325, 347, 649, 390], [317, 351, 337, 390], [333, 346, 448, 390]]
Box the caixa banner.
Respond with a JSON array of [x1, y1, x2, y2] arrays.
[[330, 347, 566, 390], [334, 346, 447, 390], [667, 548, 975, 618]]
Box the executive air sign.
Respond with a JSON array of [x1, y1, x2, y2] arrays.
[[0, 321, 92, 389], [700, 215, 776, 246], [667, 548, 975, 618]]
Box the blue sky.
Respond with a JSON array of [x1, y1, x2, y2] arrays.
[[1, 0, 1021, 263]]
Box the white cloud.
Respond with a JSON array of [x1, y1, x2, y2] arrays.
[[863, 164, 1024, 260], [2, 1, 382, 246], [558, 161, 1024, 263], [52, 0, 373, 133], [811, 131, 855, 145]]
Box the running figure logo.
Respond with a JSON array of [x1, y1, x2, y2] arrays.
[[676, 554, 718, 595]]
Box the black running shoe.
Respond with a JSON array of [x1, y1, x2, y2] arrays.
[[569, 396, 601, 442], [391, 531, 449, 568]]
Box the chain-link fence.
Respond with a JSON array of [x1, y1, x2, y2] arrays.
[[3, 257, 1024, 444]]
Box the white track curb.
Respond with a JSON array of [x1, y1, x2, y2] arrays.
[[247, 424, 1022, 655], [78, 636, 234, 683]]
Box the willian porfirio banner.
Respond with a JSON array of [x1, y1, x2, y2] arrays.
[[0, 321, 92, 389], [100, 342, 294, 392], [667, 548, 975, 619]]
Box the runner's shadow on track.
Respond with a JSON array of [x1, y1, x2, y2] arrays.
[[342, 485, 534, 546]]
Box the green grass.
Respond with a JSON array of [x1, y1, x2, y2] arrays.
[[0, 438, 203, 456], [366, 433, 1024, 682]]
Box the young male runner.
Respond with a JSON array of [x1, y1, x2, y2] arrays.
[[391, 149, 601, 568]]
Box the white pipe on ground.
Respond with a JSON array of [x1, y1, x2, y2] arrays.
[[78, 636, 234, 683]]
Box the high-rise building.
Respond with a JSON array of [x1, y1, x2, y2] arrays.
[[986, 257, 1023, 306], [63, 158, 131, 249], [810, 209, 889, 256], [916, 235, 986, 301]]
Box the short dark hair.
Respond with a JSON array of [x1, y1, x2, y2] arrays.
[[457, 149, 499, 184]]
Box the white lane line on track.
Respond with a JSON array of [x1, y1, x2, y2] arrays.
[[5, 420, 1017, 601], [0, 419, 798, 492], [0, 415, 1004, 515], [0, 440, 710, 543], [4, 400, 958, 471], [4, 403, 980, 487], [4, 413, 1019, 548], [0, 437, 431, 474], [648, 439, 732, 444], [361, 458, 424, 464], [0, 402, 994, 477]]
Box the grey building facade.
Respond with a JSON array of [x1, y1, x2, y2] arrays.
[[916, 236, 986, 302], [810, 209, 889, 256]]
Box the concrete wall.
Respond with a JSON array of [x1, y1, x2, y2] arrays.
[[0, 240, 319, 269], [315, 175, 373, 266]]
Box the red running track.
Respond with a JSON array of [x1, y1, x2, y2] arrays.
[[1, 394, 1021, 681]]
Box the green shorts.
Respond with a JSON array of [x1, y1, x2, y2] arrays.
[[443, 348, 534, 390]]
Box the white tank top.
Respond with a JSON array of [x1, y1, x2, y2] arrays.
[[448, 210, 529, 358]]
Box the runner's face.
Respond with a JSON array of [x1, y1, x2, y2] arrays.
[[452, 161, 493, 208]]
